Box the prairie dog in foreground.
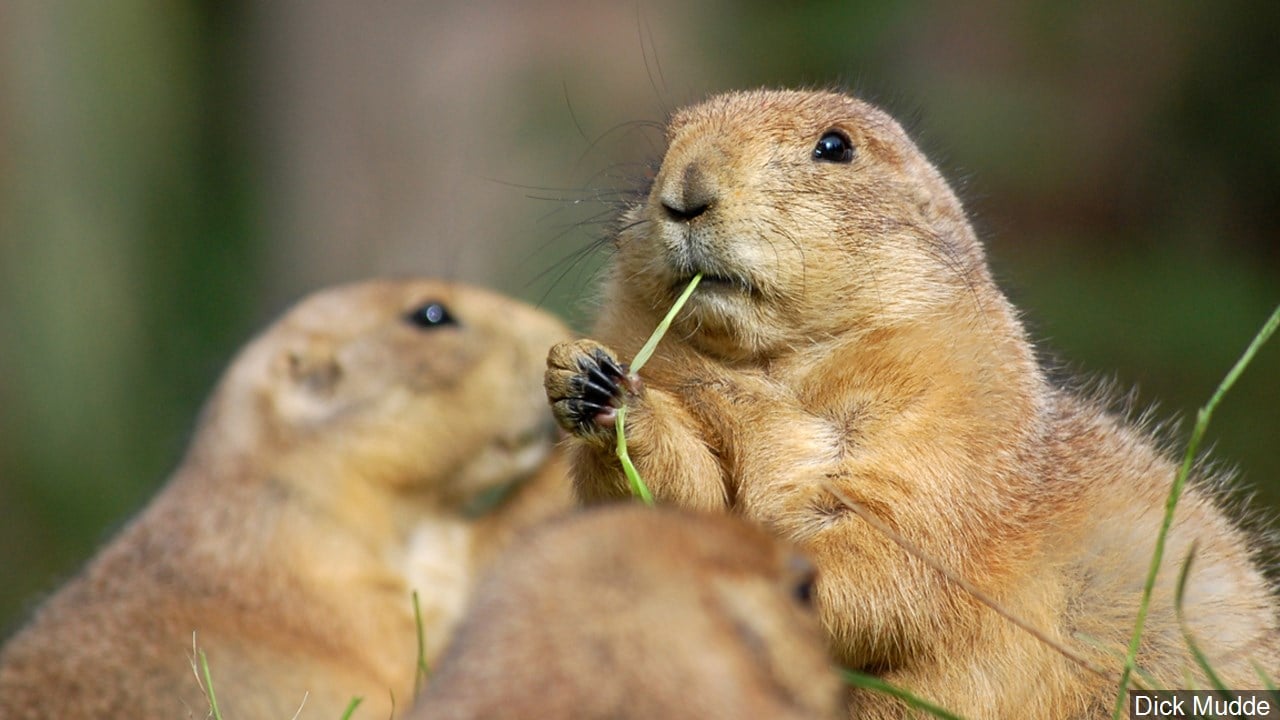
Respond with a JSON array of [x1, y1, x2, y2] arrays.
[[0, 279, 573, 719], [412, 504, 844, 720], [546, 89, 1280, 717]]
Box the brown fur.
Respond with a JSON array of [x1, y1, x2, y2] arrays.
[[546, 89, 1280, 718], [0, 279, 573, 719], [411, 504, 844, 720]]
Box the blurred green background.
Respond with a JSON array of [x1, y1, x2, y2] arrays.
[[1, 1, 1277, 636]]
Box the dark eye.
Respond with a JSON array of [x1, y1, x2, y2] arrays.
[[812, 130, 854, 163], [794, 571, 816, 606], [405, 301, 457, 329]]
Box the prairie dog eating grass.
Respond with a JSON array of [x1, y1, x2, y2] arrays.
[[546, 89, 1279, 717]]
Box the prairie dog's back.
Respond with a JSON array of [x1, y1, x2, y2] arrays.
[[413, 505, 844, 720]]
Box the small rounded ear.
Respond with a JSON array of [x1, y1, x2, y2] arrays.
[[285, 347, 343, 396], [272, 341, 344, 423]]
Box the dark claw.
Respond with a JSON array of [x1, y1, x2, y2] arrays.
[[563, 398, 615, 430], [558, 347, 630, 431], [580, 379, 618, 407], [585, 364, 619, 394], [594, 349, 627, 380]]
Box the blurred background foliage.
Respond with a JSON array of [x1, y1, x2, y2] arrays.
[[1, 1, 1276, 635]]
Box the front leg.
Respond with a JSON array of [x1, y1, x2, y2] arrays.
[[546, 339, 727, 510]]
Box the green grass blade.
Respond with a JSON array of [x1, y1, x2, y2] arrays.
[[1171, 544, 1228, 692], [615, 273, 702, 503], [199, 649, 223, 720], [1111, 302, 1280, 718], [616, 405, 654, 505], [412, 590, 430, 696], [340, 696, 364, 720], [631, 273, 702, 373], [1252, 661, 1278, 692], [842, 669, 969, 720]]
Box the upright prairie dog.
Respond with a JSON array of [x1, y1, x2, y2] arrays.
[[546, 89, 1280, 717], [0, 279, 573, 719], [412, 504, 844, 720]]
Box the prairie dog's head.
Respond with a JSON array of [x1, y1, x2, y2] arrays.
[[418, 505, 843, 719], [614, 89, 990, 361], [191, 279, 571, 506]]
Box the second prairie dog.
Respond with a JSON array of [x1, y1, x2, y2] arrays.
[[546, 89, 1280, 717], [412, 504, 844, 720], [0, 279, 573, 719]]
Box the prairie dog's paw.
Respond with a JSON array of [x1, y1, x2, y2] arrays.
[[546, 339, 638, 439]]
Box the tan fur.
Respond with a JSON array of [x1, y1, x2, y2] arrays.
[[411, 504, 844, 720], [0, 279, 573, 719], [546, 89, 1280, 718]]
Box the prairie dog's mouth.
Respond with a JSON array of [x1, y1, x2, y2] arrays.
[[670, 272, 756, 298], [452, 416, 556, 510]]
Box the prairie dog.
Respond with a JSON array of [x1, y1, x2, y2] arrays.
[[0, 279, 573, 719], [411, 504, 844, 720], [546, 89, 1280, 717]]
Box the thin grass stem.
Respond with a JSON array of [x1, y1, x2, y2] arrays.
[[1110, 303, 1279, 718], [340, 697, 364, 720], [1171, 545, 1229, 693], [615, 273, 702, 503], [412, 591, 430, 696], [199, 649, 223, 720], [842, 669, 970, 720]]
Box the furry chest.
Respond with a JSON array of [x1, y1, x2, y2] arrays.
[[398, 519, 475, 657], [711, 393, 859, 525]]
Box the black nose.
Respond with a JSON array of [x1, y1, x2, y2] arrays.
[[660, 161, 714, 222], [662, 198, 709, 222]]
